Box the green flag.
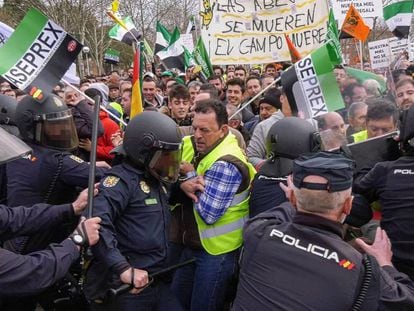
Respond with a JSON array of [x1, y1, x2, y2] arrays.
[[154, 21, 171, 54], [325, 9, 342, 63], [345, 67, 387, 94], [193, 37, 213, 78]]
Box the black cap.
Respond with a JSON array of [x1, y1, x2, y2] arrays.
[[292, 152, 354, 192]]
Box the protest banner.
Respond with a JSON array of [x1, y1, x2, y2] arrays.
[[331, 0, 382, 26], [199, 0, 329, 64], [0, 8, 82, 101], [368, 39, 391, 69]]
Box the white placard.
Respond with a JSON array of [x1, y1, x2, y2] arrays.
[[368, 39, 391, 69], [179, 33, 194, 53], [331, 0, 382, 27]]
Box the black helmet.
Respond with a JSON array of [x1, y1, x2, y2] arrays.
[[0, 94, 19, 135], [122, 111, 182, 183], [15, 94, 78, 151], [262, 117, 321, 177]]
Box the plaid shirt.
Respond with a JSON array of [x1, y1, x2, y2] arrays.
[[195, 161, 242, 224]]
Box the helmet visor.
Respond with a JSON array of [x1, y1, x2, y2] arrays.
[[0, 127, 32, 164], [148, 149, 182, 184], [37, 110, 79, 151]]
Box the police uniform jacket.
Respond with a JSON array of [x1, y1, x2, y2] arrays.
[[5, 142, 107, 253], [232, 202, 414, 310], [0, 203, 79, 296], [85, 161, 170, 300], [354, 156, 414, 273]]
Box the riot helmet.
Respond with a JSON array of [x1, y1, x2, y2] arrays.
[[15, 94, 78, 151], [122, 111, 182, 183], [262, 117, 321, 177]]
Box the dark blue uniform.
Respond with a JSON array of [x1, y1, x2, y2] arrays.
[[233, 202, 414, 310], [5, 142, 107, 253], [0, 203, 79, 297], [249, 173, 287, 217], [353, 156, 414, 279], [85, 162, 181, 310]]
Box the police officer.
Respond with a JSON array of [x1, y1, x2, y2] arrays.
[[5, 94, 108, 253], [249, 117, 321, 217], [232, 152, 414, 310], [0, 129, 101, 301], [353, 105, 414, 280], [84, 111, 183, 310], [3, 94, 108, 311]]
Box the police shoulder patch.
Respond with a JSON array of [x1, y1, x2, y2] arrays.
[[139, 181, 150, 194], [103, 176, 120, 187], [69, 155, 84, 163]]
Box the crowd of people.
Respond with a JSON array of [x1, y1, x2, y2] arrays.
[[0, 54, 414, 311]]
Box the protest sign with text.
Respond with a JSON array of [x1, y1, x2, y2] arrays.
[[332, 0, 382, 26], [199, 0, 329, 64], [368, 39, 391, 69]]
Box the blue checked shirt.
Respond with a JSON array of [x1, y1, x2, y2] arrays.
[[195, 161, 243, 225]]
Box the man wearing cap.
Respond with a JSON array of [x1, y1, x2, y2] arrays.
[[233, 151, 414, 310], [246, 88, 285, 169]]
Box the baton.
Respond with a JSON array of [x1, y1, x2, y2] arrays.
[[86, 95, 101, 219], [107, 258, 196, 297]]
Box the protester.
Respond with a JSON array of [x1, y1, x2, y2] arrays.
[[170, 99, 255, 311], [346, 102, 368, 137], [234, 66, 247, 81], [168, 84, 192, 126], [226, 78, 254, 123], [351, 99, 398, 143], [247, 89, 285, 169], [395, 78, 414, 109]]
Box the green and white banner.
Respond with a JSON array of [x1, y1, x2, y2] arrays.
[[108, 16, 140, 45], [0, 8, 82, 100], [383, 0, 413, 38], [282, 40, 345, 119]]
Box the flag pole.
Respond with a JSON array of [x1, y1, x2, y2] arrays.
[[229, 76, 281, 120], [359, 40, 363, 70], [61, 78, 127, 127]]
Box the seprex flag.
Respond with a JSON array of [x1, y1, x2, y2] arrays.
[[281, 40, 345, 119], [0, 8, 82, 101]]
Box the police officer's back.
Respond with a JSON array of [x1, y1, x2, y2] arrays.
[[233, 152, 414, 310], [249, 117, 321, 217]]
